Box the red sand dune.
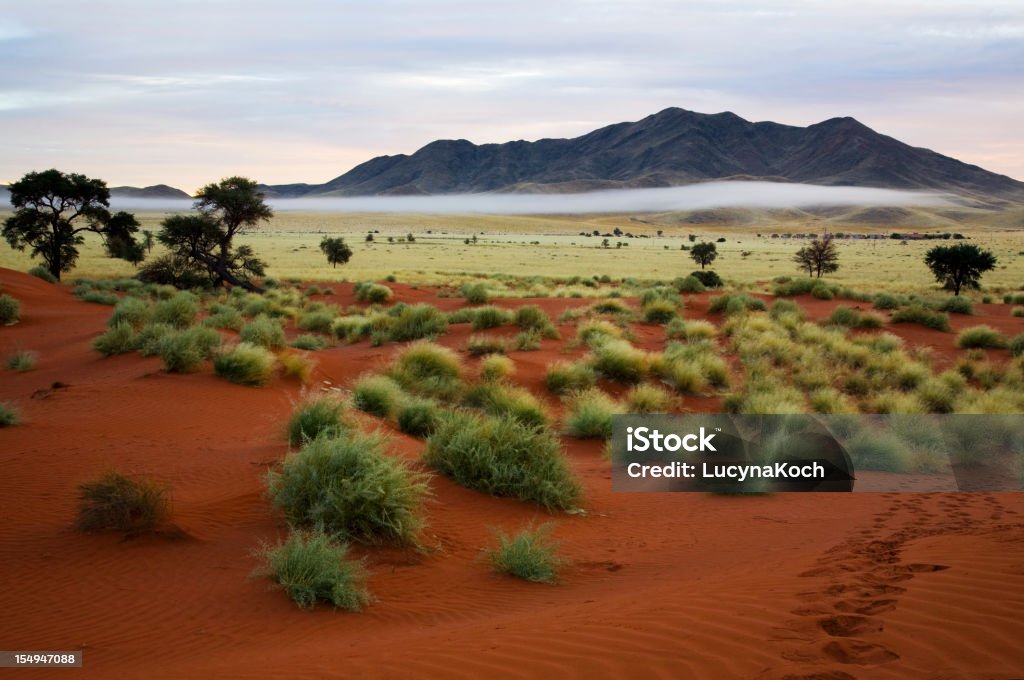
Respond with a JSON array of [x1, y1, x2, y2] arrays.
[[1, 268, 1023, 679]]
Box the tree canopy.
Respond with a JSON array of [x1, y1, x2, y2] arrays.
[[2, 169, 143, 280], [319, 236, 352, 268], [793, 237, 839, 278], [689, 242, 718, 269], [924, 243, 996, 296]]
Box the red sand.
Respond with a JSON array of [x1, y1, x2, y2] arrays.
[[1, 269, 1023, 679]]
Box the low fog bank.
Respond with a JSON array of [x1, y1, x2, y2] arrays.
[[4, 182, 952, 214]]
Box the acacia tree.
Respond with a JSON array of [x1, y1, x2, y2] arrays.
[[158, 177, 272, 291], [690, 242, 718, 269], [924, 243, 996, 295], [319, 236, 352, 268], [2, 169, 143, 280], [793, 237, 839, 278]]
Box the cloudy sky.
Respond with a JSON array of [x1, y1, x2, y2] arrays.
[[1, 1, 1022, 191]]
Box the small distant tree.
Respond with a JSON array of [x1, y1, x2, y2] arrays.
[[365, 232, 374, 242], [688, 234, 697, 243], [690, 242, 717, 269], [924, 243, 997, 296], [406, 233, 415, 243], [601, 238, 610, 248], [319, 236, 352, 268], [2, 169, 143, 280], [794, 237, 839, 278], [142, 229, 154, 253]]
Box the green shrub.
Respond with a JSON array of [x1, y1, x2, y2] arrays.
[[93, 322, 138, 356], [152, 292, 198, 328], [673, 275, 705, 293], [479, 354, 515, 381], [136, 322, 175, 357], [213, 342, 276, 385], [591, 340, 648, 383], [0, 402, 20, 427], [255, 529, 370, 610], [846, 429, 912, 472], [354, 281, 393, 304], [466, 335, 507, 356], [286, 396, 347, 447], [956, 325, 1007, 349], [708, 293, 766, 315], [513, 305, 558, 338], [463, 382, 549, 429], [203, 307, 244, 331], [564, 388, 618, 439], [938, 296, 973, 315], [486, 523, 564, 583], [297, 310, 336, 334], [424, 410, 580, 510], [352, 375, 405, 418], [575, 318, 623, 346], [159, 326, 221, 372], [591, 299, 631, 315], [77, 289, 119, 305], [769, 299, 806, 319], [638, 287, 678, 306], [891, 305, 950, 332], [268, 430, 429, 546], [5, 350, 37, 372], [642, 299, 678, 323], [811, 283, 834, 300], [0, 294, 21, 325], [109, 297, 152, 329], [514, 329, 542, 351], [384, 343, 464, 401], [471, 305, 513, 330], [772, 277, 817, 296], [828, 305, 862, 327], [396, 398, 441, 437], [290, 334, 329, 351], [1003, 293, 1024, 305], [240, 315, 286, 349], [1009, 334, 1024, 358], [1012, 307, 1024, 318], [690, 270, 723, 288], [76, 471, 169, 533], [386, 303, 449, 342], [28, 265, 58, 283], [858, 312, 886, 329], [624, 383, 674, 413], [461, 282, 490, 304], [666, 318, 717, 342], [545, 360, 597, 394]]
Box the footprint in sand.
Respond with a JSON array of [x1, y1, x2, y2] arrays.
[[822, 639, 899, 665]]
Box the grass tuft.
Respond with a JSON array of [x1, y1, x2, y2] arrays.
[[213, 342, 276, 385], [486, 523, 564, 583], [956, 325, 1007, 349], [5, 350, 37, 372], [240, 315, 286, 349], [0, 294, 22, 325], [352, 375, 405, 418], [255, 529, 370, 611], [76, 471, 169, 533], [286, 396, 347, 447], [0, 402, 21, 426], [564, 388, 619, 439]]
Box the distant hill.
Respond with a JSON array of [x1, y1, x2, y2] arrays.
[[109, 184, 191, 200], [260, 108, 1024, 204]]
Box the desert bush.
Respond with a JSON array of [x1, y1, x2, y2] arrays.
[[545, 360, 597, 394], [135, 322, 175, 357], [858, 312, 886, 329], [514, 329, 542, 351], [808, 387, 855, 414], [846, 429, 912, 472], [956, 325, 1007, 349], [486, 523, 564, 583], [287, 396, 347, 447], [513, 305, 558, 338], [689, 270, 723, 288], [386, 303, 449, 342], [1003, 293, 1024, 305], [591, 299, 632, 315], [666, 318, 717, 342], [811, 283, 834, 300], [772, 277, 818, 296], [938, 296, 973, 315], [353, 375, 405, 418], [108, 296, 152, 330], [396, 398, 441, 437], [354, 281, 393, 304], [575, 318, 623, 346], [769, 299, 806, 320], [471, 305, 514, 330], [1010, 334, 1024, 358], [479, 354, 515, 381], [386, 342, 463, 399], [828, 305, 862, 327], [639, 287, 678, 306], [268, 430, 429, 546], [203, 306, 244, 331], [159, 326, 221, 372], [624, 383, 675, 413], [891, 305, 950, 332], [424, 410, 580, 510], [290, 334, 329, 351], [564, 388, 619, 439], [6, 350, 37, 372], [0, 402, 20, 426], [916, 378, 956, 413], [1012, 307, 1024, 318], [152, 292, 199, 328], [591, 340, 649, 383], [76, 289, 119, 305], [76, 471, 169, 533], [214, 342, 276, 385], [466, 335, 507, 356], [461, 282, 490, 304], [673, 275, 705, 293], [279, 351, 314, 383], [297, 310, 336, 334], [708, 293, 766, 315], [0, 294, 22, 325], [255, 529, 370, 610], [463, 382, 549, 429], [28, 265, 58, 283], [93, 322, 138, 356], [642, 299, 678, 324], [240, 315, 286, 349]]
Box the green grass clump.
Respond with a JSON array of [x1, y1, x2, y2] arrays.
[[873, 293, 902, 310], [203, 307, 244, 331], [463, 382, 549, 429], [93, 322, 138, 356], [286, 396, 347, 447], [212, 342, 275, 385], [466, 335, 507, 356], [0, 402, 20, 427], [471, 305, 514, 330], [642, 298, 678, 324], [28, 265, 58, 283], [486, 523, 564, 583], [135, 322, 175, 357], [240, 315, 286, 349], [461, 282, 490, 304], [575, 318, 623, 346], [268, 430, 429, 546], [828, 305, 862, 327], [591, 339, 649, 383], [891, 305, 950, 332], [386, 303, 449, 342], [354, 281, 393, 304], [479, 354, 515, 382], [937, 296, 973, 315], [772, 277, 818, 296], [514, 329, 543, 350], [513, 305, 559, 338], [108, 297, 152, 329], [1004, 293, 1024, 305], [673, 275, 705, 293], [564, 388, 619, 439], [956, 325, 1007, 349], [0, 294, 21, 325], [255, 529, 370, 611], [352, 375, 405, 418], [396, 398, 441, 437], [769, 299, 806, 320], [708, 293, 766, 315], [152, 292, 198, 328], [78, 289, 119, 305], [666, 318, 717, 342], [545, 360, 597, 394], [279, 351, 315, 384], [5, 350, 37, 372], [624, 383, 675, 413], [811, 283, 834, 300], [1012, 307, 1024, 318], [297, 310, 337, 334], [385, 342, 463, 399], [290, 334, 329, 351], [638, 286, 678, 306], [424, 410, 581, 510], [76, 471, 169, 533], [1009, 334, 1024, 358], [159, 326, 221, 372], [846, 429, 912, 472]]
